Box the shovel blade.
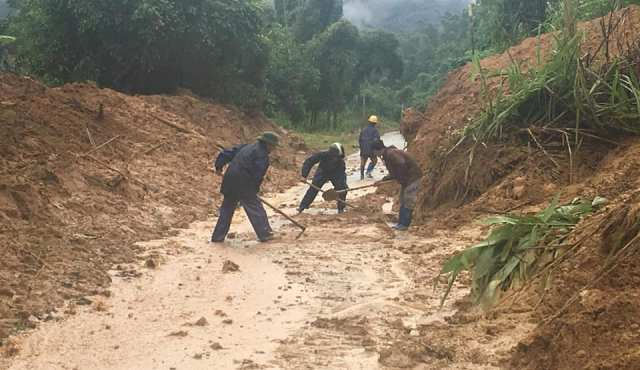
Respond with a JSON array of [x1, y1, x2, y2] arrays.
[[322, 189, 339, 202]]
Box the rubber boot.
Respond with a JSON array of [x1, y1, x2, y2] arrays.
[[393, 206, 413, 231], [366, 162, 376, 178]]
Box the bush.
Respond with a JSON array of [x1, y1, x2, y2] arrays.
[[7, 0, 267, 106]]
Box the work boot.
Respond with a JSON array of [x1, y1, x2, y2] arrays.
[[259, 232, 275, 243], [394, 206, 413, 231], [296, 207, 304, 215], [392, 224, 409, 231]]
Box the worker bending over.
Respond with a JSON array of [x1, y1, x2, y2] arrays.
[[371, 140, 423, 231], [211, 132, 280, 243], [297, 143, 348, 214]]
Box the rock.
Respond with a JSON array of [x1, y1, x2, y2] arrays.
[[211, 342, 224, 350], [193, 353, 203, 360], [577, 350, 587, 358], [513, 176, 526, 186], [76, 297, 92, 306], [0, 288, 15, 298], [145, 258, 158, 269], [410, 329, 420, 337], [222, 319, 233, 325], [195, 317, 208, 326], [168, 330, 189, 337], [543, 183, 557, 194], [512, 185, 526, 200], [222, 260, 240, 273], [227, 232, 237, 239]]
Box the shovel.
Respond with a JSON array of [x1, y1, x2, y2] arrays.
[[258, 196, 306, 239], [301, 180, 361, 210], [321, 180, 394, 201]]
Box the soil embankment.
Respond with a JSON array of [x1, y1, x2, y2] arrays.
[[0, 73, 303, 342], [402, 6, 640, 370]]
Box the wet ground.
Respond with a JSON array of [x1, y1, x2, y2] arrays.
[[1, 132, 534, 369]]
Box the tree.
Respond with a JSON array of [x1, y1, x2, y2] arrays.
[[293, 0, 343, 42], [264, 24, 320, 125], [307, 20, 359, 128], [356, 30, 403, 84], [7, 0, 268, 106]]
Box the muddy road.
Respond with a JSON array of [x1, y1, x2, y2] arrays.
[[2, 132, 533, 369]]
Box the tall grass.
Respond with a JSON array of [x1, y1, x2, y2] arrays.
[[464, 9, 640, 143]]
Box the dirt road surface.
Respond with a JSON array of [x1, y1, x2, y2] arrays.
[[1, 132, 534, 369]]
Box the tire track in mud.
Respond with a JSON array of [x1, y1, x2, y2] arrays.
[[1, 132, 535, 369]]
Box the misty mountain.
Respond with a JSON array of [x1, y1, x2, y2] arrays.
[[344, 0, 471, 32]]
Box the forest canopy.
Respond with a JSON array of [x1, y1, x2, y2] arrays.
[[3, 0, 639, 131]]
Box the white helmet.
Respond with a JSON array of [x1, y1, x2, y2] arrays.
[[329, 142, 345, 157]]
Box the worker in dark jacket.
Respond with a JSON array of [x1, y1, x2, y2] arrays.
[[297, 143, 348, 214], [372, 139, 423, 231], [211, 132, 280, 243], [358, 115, 381, 180]]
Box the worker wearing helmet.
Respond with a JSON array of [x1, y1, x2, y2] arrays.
[[297, 143, 348, 214], [211, 132, 280, 243], [359, 115, 381, 180]]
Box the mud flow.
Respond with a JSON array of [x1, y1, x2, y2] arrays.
[[2, 132, 531, 369]]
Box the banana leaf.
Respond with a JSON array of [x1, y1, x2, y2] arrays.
[[438, 196, 607, 307]]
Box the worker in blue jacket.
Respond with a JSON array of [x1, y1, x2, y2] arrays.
[[297, 143, 348, 214], [211, 132, 280, 243], [359, 115, 381, 180]]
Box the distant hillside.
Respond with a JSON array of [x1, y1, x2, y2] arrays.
[[344, 0, 470, 32]]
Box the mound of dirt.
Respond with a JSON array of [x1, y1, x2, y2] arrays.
[[401, 6, 640, 370], [403, 6, 640, 222], [0, 73, 302, 341]]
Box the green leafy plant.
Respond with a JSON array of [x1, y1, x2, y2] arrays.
[[439, 196, 607, 307]]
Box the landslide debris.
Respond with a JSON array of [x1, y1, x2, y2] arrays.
[[0, 73, 302, 341], [401, 6, 640, 370]]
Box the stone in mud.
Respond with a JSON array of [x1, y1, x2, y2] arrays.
[[0, 288, 15, 298], [222, 319, 233, 325], [195, 317, 208, 326], [145, 258, 158, 269], [211, 342, 224, 350], [76, 297, 92, 306], [222, 260, 240, 273], [168, 330, 188, 337]]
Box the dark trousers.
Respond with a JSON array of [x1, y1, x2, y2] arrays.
[[211, 194, 272, 241], [299, 171, 348, 212], [360, 155, 378, 177]]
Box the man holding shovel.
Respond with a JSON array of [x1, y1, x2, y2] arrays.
[[297, 143, 348, 214], [211, 132, 280, 243], [371, 139, 423, 231]]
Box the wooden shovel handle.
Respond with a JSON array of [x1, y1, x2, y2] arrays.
[[258, 196, 306, 232]]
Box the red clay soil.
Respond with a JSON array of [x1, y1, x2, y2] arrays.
[[0, 73, 302, 342], [402, 6, 640, 370], [509, 141, 640, 370], [403, 5, 640, 223]]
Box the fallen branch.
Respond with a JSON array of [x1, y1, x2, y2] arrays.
[[150, 113, 205, 139], [81, 135, 121, 157]]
